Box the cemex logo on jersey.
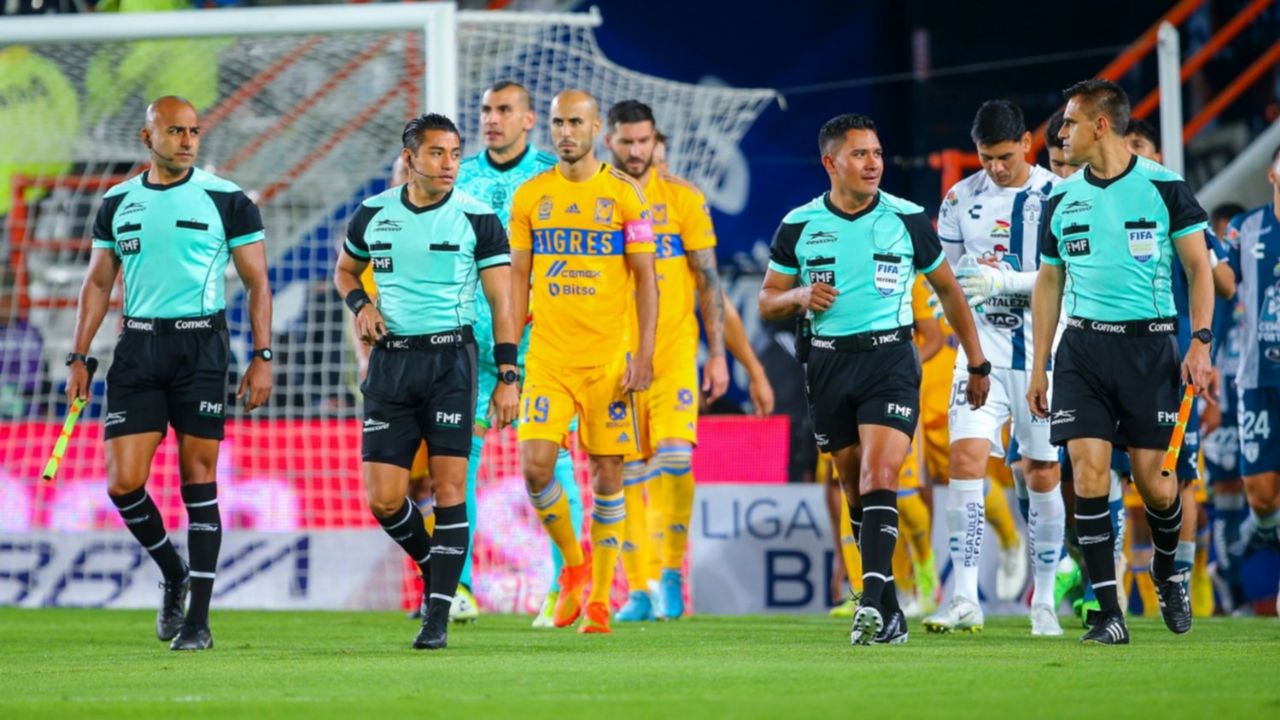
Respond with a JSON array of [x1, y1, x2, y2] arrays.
[[374, 218, 402, 232], [372, 257, 394, 273], [545, 260, 600, 280], [118, 238, 142, 255], [198, 401, 223, 417], [1063, 199, 1092, 215], [885, 402, 913, 421]]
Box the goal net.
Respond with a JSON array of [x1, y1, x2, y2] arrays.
[[0, 4, 777, 612]]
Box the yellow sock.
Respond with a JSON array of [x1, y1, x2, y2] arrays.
[[658, 447, 695, 571], [646, 465, 666, 586], [420, 500, 436, 535], [985, 481, 1019, 550], [1192, 526, 1214, 617], [892, 530, 915, 596], [529, 481, 583, 567], [620, 465, 651, 592], [839, 492, 862, 592], [898, 491, 932, 562], [589, 491, 625, 604], [1130, 544, 1161, 617]]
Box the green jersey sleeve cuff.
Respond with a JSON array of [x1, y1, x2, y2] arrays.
[[91, 239, 114, 250], [767, 260, 798, 276], [477, 253, 511, 270], [228, 230, 265, 249], [343, 239, 370, 260], [1170, 220, 1208, 240], [1040, 255, 1063, 266], [919, 254, 944, 274]]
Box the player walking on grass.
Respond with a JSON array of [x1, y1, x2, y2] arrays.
[[69, 96, 273, 651], [510, 89, 658, 635], [1029, 80, 1215, 645], [455, 80, 585, 628], [760, 113, 989, 645], [604, 100, 733, 622], [334, 113, 519, 650], [924, 99, 1066, 637]]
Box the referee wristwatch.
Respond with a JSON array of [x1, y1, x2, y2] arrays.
[[1193, 328, 1213, 345], [967, 360, 992, 377], [65, 352, 87, 367], [498, 369, 520, 385], [251, 348, 274, 362]]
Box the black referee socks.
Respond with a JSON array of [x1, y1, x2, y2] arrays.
[[427, 503, 470, 619], [377, 497, 434, 577], [1075, 494, 1120, 617], [181, 482, 222, 627], [1146, 494, 1184, 581], [858, 489, 900, 614], [110, 486, 187, 582]]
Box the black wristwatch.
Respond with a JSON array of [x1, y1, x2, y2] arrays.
[[498, 369, 520, 385], [251, 348, 274, 362], [65, 352, 87, 367], [967, 360, 992, 377], [1193, 328, 1213, 345]]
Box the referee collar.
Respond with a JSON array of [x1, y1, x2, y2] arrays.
[[1083, 153, 1137, 190], [141, 167, 194, 191], [824, 191, 879, 222], [400, 185, 452, 214]]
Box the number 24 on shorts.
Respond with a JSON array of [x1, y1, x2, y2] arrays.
[[1241, 410, 1271, 442]]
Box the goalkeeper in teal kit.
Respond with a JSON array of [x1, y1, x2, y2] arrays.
[[454, 80, 584, 626]]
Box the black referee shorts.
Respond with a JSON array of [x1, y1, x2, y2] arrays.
[[804, 328, 921, 453], [104, 316, 230, 441], [361, 330, 478, 469], [1050, 318, 1182, 451]]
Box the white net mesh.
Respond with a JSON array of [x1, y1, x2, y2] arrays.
[[0, 10, 775, 610]]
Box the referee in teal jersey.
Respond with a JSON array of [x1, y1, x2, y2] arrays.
[[68, 96, 274, 651], [334, 113, 519, 651], [1029, 80, 1216, 645], [759, 113, 989, 647]]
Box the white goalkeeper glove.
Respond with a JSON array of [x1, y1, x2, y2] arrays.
[[956, 263, 1008, 308]]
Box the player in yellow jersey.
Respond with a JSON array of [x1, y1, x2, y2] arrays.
[[347, 156, 435, 619], [603, 101, 729, 621], [509, 90, 658, 635]]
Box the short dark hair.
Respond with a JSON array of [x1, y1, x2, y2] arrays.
[[970, 100, 1026, 146], [486, 80, 531, 109], [654, 129, 668, 146], [607, 99, 656, 129], [1044, 108, 1066, 150], [1212, 203, 1246, 226], [818, 113, 876, 156], [402, 113, 460, 152], [1062, 79, 1130, 135], [1124, 117, 1160, 152]]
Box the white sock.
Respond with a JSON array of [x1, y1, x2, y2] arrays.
[[1027, 486, 1065, 609], [1110, 471, 1126, 561], [946, 478, 986, 604], [1253, 507, 1280, 543], [1175, 540, 1195, 571]]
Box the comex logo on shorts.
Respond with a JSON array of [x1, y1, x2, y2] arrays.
[[363, 418, 390, 433]]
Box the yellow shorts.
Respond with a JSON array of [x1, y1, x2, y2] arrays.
[[900, 433, 923, 491], [631, 356, 699, 459], [410, 442, 429, 480], [920, 348, 955, 483], [519, 355, 639, 457], [1123, 479, 1144, 509]]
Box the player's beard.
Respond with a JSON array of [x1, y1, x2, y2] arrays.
[[613, 154, 650, 180]]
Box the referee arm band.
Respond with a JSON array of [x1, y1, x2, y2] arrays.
[[494, 342, 518, 367], [344, 289, 372, 315]]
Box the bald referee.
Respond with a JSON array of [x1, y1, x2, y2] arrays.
[[68, 96, 273, 651]]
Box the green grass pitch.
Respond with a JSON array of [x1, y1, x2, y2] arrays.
[[2, 609, 1277, 719]]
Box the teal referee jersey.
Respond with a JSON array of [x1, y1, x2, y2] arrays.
[[91, 168, 264, 318]]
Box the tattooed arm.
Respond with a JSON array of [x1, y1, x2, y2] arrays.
[[688, 247, 729, 403]]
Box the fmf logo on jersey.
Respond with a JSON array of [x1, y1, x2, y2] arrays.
[[118, 238, 141, 255], [808, 270, 835, 285], [372, 257, 393, 273], [1126, 220, 1157, 262], [594, 198, 615, 225], [872, 253, 901, 296], [1065, 238, 1091, 256]]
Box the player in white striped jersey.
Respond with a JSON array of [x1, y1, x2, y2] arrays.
[[924, 100, 1066, 637]]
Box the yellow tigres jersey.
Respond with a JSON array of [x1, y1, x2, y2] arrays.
[[642, 169, 716, 372], [510, 163, 655, 368]]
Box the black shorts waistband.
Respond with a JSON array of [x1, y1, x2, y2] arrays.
[[1065, 316, 1177, 337], [123, 312, 226, 334], [811, 325, 912, 353], [377, 326, 475, 351]]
